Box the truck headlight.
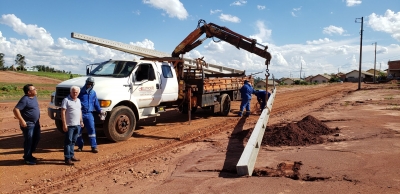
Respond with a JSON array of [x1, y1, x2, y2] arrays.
[[50, 92, 55, 103], [99, 100, 111, 107]]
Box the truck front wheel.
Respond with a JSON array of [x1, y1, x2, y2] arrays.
[[104, 106, 136, 142]]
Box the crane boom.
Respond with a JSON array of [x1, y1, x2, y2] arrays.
[[172, 19, 272, 65]]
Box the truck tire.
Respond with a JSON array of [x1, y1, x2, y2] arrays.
[[55, 120, 65, 134], [219, 94, 231, 116], [104, 106, 136, 142]]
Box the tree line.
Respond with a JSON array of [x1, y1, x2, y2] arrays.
[[0, 53, 71, 74]]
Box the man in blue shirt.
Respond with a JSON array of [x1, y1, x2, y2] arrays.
[[77, 77, 103, 153], [238, 80, 254, 117], [13, 84, 41, 165], [253, 90, 271, 112]]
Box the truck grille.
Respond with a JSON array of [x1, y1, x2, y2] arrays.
[[55, 87, 71, 106]]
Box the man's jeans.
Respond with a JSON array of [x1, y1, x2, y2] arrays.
[[64, 125, 80, 160], [77, 113, 97, 149], [20, 121, 41, 161]]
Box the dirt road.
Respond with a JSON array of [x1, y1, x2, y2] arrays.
[[1, 71, 400, 193]]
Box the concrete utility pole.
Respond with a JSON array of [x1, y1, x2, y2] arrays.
[[299, 63, 302, 79], [355, 17, 364, 90], [373, 42, 377, 83]]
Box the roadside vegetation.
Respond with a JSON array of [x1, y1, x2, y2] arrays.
[[0, 72, 81, 101], [0, 83, 56, 101], [17, 71, 80, 81], [0, 53, 81, 101]]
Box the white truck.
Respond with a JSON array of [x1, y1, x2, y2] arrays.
[[48, 20, 271, 142]]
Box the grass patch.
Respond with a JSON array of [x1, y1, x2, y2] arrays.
[[17, 71, 82, 81], [342, 101, 351, 106], [386, 105, 400, 111], [0, 83, 56, 101], [384, 95, 394, 100]]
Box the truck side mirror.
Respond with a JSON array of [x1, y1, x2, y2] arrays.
[[86, 67, 90, 75]]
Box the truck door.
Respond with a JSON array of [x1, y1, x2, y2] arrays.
[[131, 63, 161, 108]]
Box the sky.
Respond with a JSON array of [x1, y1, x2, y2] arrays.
[[1, 0, 400, 79]]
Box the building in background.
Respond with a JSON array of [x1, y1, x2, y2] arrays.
[[387, 60, 400, 79]]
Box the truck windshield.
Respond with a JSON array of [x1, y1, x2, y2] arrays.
[[89, 61, 137, 77]]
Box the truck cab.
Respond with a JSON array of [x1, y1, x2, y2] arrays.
[[48, 59, 178, 141]]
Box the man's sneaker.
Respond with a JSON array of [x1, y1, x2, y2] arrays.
[[76, 148, 83, 152], [71, 157, 80, 162], [91, 148, 98, 153], [31, 156, 37, 161], [25, 160, 36, 165], [65, 159, 74, 165]]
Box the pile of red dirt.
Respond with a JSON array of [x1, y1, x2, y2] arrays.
[[260, 115, 339, 146], [238, 115, 339, 147]]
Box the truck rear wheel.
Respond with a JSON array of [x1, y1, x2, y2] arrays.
[[104, 106, 136, 142], [219, 94, 231, 116], [55, 120, 65, 134]]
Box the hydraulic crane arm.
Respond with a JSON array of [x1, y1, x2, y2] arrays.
[[172, 19, 272, 65]]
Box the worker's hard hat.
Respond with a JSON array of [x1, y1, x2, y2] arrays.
[[86, 76, 95, 86]]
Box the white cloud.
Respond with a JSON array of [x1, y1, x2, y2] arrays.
[[291, 6, 301, 17], [323, 25, 345, 35], [132, 10, 141, 15], [306, 38, 333, 45], [274, 52, 289, 66], [293, 7, 301, 11], [130, 39, 155, 50], [368, 10, 400, 42], [257, 5, 265, 10], [0, 14, 54, 47], [210, 9, 222, 15], [249, 20, 272, 43], [230, 0, 247, 6], [142, 0, 188, 20], [219, 14, 241, 23], [334, 45, 349, 55], [377, 46, 388, 54], [345, 0, 362, 7], [204, 41, 225, 53]]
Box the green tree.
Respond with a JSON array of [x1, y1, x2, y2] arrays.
[[0, 53, 4, 70], [15, 54, 26, 71]]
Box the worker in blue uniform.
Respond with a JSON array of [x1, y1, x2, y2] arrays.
[[238, 80, 254, 117], [253, 90, 271, 112], [77, 77, 103, 153]]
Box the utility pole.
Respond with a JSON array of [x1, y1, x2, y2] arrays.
[[355, 17, 364, 90], [300, 63, 302, 79], [373, 42, 377, 83]]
